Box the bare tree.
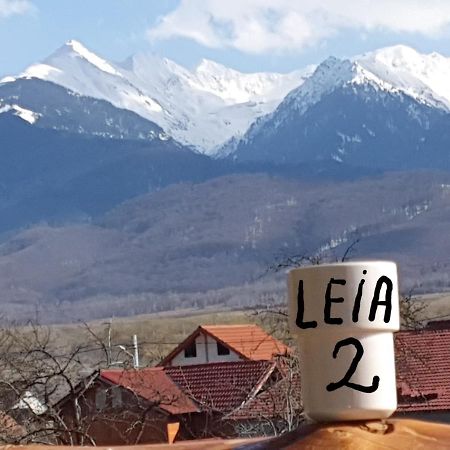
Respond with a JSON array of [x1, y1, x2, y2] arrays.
[[0, 320, 172, 445], [399, 290, 427, 330]]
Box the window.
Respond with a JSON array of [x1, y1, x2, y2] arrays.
[[217, 342, 230, 356], [111, 387, 122, 408], [184, 342, 197, 358], [95, 390, 106, 411]]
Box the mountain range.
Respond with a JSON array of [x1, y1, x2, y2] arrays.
[[234, 46, 450, 168], [3, 41, 450, 164], [2, 41, 450, 322], [1, 40, 310, 153]]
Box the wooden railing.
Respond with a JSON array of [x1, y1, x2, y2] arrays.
[[2, 419, 450, 449]]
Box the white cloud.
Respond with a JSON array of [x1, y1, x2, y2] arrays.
[[0, 0, 33, 18], [147, 0, 450, 54]]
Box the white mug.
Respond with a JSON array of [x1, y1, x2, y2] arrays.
[[287, 261, 400, 422]]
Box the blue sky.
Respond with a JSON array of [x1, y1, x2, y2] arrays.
[[1, 0, 450, 77]]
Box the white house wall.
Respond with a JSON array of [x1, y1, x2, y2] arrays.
[[170, 333, 243, 366]]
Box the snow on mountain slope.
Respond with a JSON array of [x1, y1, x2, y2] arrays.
[[286, 45, 450, 115], [0, 104, 40, 124], [19, 40, 164, 115], [192, 58, 311, 103], [239, 56, 381, 142], [239, 45, 450, 146], [357, 45, 450, 110], [1, 40, 309, 153], [120, 52, 311, 152]]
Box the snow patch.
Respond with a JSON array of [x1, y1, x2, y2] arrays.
[[382, 200, 431, 220], [317, 226, 357, 253], [0, 104, 40, 124], [22, 63, 62, 79], [0, 76, 16, 83]]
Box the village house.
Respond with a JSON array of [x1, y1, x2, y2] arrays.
[[46, 322, 450, 445], [192, 325, 450, 433], [54, 360, 285, 445], [227, 325, 450, 426], [158, 324, 290, 366], [51, 324, 292, 445]]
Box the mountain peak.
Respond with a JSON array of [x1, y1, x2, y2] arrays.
[[47, 39, 122, 77], [357, 44, 449, 67], [293, 56, 355, 96], [357, 45, 450, 109], [196, 58, 231, 75], [64, 39, 86, 51], [368, 44, 419, 59]]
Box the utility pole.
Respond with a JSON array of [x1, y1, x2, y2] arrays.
[[133, 334, 139, 369], [118, 335, 140, 368], [102, 319, 113, 367], [107, 318, 113, 367]]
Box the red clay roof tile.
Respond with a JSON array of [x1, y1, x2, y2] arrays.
[[234, 329, 450, 418], [166, 360, 275, 413], [159, 324, 289, 366], [100, 368, 199, 415], [395, 329, 450, 413], [100, 360, 275, 415], [103, 328, 450, 418], [201, 325, 289, 361]]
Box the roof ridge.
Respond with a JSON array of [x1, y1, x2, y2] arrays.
[[101, 366, 163, 376], [398, 328, 450, 335], [165, 360, 270, 371], [201, 324, 260, 328]]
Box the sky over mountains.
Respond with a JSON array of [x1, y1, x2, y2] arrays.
[[1, 3, 450, 321], [2, 1, 450, 76]]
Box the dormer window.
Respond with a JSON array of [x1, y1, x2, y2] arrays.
[[184, 341, 197, 358], [217, 342, 230, 356]]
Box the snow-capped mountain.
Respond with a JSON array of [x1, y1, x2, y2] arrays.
[[357, 45, 450, 109], [232, 45, 450, 169], [3, 41, 450, 163], [0, 78, 166, 141], [0, 40, 310, 153]]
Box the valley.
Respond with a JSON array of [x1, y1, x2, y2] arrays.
[[1, 170, 450, 323], [1, 42, 450, 324]]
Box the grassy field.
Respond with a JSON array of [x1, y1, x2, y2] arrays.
[[43, 307, 274, 366], [416, 292, 450, 322], [13, 292, 450, 368]]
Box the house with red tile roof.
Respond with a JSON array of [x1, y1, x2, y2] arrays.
[[164, 361, 278, 414], [55, 360, 283, 445], [158, 324, 289, 367], [54, 325, 450, 445], [395, 328, 450, 422], [228, 327, 450, 425]]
